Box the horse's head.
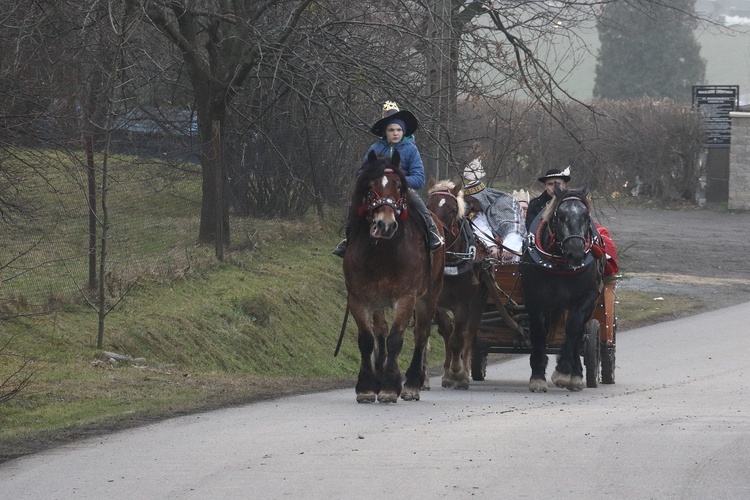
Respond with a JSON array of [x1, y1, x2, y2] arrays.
[[352, 150, 409, 240], [543, 185, 593, 266], [427, 178, 464, 247]]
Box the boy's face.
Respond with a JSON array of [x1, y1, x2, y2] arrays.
[[385, 123, 404, 144]]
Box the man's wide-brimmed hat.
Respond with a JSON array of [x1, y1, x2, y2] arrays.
[[463, 158, 486, 196], [370, 105, 419, 138], [538, 167, 571, 183]]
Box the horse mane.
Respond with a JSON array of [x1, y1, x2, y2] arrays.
[[541, 187, 591, 223], [428, 179, 465, 219]]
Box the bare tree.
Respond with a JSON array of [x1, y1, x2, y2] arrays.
[[2, 0, 711, 249], [74, 1, 145, 348], [0, 333, 34, 405], [121, 0, 318, 244]]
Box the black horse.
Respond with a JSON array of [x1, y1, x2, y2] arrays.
[[520, 185, 604, 392]]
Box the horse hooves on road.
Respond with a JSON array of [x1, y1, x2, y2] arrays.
[[552, 370, 584, 391], [377, 391, 399, 404], [356, 392, 377, 403], [529, 378, 548, 392], [400, 388, 420, 401], [442, 377, 470, 390]]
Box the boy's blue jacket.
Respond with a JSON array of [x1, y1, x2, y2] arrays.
[[362, 137, 425, 190]]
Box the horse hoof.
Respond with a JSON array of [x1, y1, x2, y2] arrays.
[[377, 391, 399, 404], [552, 370, 571, 389], [400, 388, 420, 401], [356, 392, 377, 403], [567, 375, 584, 392], [422, 379, 431, 391], [529, 378, 548, 393], [441, 373, 459, 389]]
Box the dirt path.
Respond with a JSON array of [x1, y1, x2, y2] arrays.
[[596, 203, 750, 311]]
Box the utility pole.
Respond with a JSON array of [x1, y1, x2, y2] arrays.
[[427, 0, 455, 181]]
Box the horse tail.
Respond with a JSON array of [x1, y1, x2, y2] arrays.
[[546, 308, 567, 341]]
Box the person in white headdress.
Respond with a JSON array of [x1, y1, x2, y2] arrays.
[[526, 167, 571, 230], [512, 189, 530, 221], [462, 159, 526, 261]]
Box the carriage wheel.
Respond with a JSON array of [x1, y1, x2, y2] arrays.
[[584, 320, 600, 388], [600, 343, 616, 384], [471, 344, 487, 381]]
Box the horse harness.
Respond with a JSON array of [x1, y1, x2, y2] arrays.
[[444, 219, 478, 276], [525, 196, 603, 273], [429, 189, 476, 276], [357, 168, 408, 222]]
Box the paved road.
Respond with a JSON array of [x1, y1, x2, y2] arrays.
[[3, 303, 750, 499]]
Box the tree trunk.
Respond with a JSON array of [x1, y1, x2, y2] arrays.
[[196, 95, 230, 245]]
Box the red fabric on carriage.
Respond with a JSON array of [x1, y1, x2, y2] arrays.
[[595, 223, 619, 276]]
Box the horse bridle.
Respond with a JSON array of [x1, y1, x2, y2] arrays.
[[428, 189, 479, 261], [428, 190, 461, 248], [549, 196, 593, 254], [358, 169, 408, 221]]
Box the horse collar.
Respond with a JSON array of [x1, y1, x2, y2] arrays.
[[525, 215, 597, 273]]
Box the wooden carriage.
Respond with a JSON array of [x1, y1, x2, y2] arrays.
[[472, 262, 618, 388]]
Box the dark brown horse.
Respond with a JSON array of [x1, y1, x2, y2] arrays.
[[427, 179, 488, 389], [520, 185, 604, 392], [343, 151, 444, 403]]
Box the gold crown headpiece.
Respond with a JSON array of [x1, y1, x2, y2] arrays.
[[512, 189, 530, 203], [381, 101, 400, 116]]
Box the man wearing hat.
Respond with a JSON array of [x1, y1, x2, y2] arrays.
[[525, 167, 571, 231], [333, 102, 443, 257], [462, 159, 526, 261]]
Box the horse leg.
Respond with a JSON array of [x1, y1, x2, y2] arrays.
[[421, 336, 431, 392], [370, 300, 409, 403], [435, 307, 453, 380], [354, 328, 378, 403], [552, 313, 584, 391], [458, 288, 488, 388], [435, 308, 457, 388], [554, 295, 598, 391], [527, 309, 549, 393], [378, 330, 404, 403], [352, 304, 382, 403], [446, 308, 471, 390], [403, 296, 432, 401], [370, 310, 396, 402]]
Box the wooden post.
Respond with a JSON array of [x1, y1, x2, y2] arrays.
[[86, 135, 97, 288], [427, 0, 453, 180]]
